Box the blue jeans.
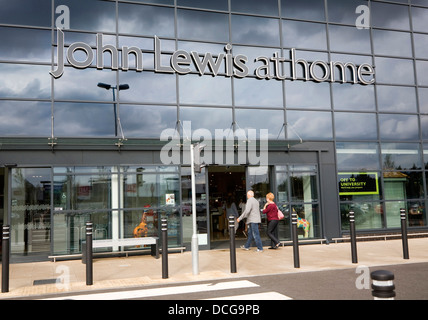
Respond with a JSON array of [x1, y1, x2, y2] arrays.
[[244, 223, 263, 250]]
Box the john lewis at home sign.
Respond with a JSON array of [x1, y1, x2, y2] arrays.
[[50, 29, 375, 85]]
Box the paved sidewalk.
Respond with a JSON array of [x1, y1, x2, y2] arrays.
[[0, 238, 427, 299]]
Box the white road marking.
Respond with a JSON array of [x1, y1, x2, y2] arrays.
[[43, 280, 259, 300], [206, 292, 292, 300]]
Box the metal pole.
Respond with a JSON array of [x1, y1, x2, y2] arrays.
[[229, 216, 237, 273], [291, 211, 300, 268], [86, 222, 93, 286], [371, 270, 395, 300], [400, 208, 409, 259], [161, 218, 168, 279], [349, 210, 358, 264], [190, 144, 199, 275], [2, 225, 10, 293]]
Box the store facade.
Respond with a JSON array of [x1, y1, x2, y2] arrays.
[[1, 0, 428, 261]]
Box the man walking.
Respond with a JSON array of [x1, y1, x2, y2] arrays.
[[237, 190, 263, 252]]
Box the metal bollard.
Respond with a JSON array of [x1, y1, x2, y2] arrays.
[[371, 270, 395, 300], [291, 211, 300, 268], [161, 218, 168, 279], [400, 208, 409, 259], [229, 216, 237, 273], [85, 222, 93, 286], [2, 225, 10, 293], [349, 210, 358, 264]]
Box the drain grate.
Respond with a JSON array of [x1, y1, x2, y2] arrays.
[[33, 279, 57, 286]]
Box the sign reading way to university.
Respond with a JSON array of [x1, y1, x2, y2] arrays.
[[338, 172, 379, 195], [50, 29, 375, 85]]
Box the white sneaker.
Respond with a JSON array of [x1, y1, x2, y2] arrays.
[[255, 249, 264, 252], [240, 245, 250, 251]]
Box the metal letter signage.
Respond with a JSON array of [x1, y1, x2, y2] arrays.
[[50, 29, 375, 85]]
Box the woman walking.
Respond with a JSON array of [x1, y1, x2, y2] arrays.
[[263, 192, 280, 249]]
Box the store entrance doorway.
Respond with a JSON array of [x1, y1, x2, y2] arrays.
[[208, 166, 247, 246]]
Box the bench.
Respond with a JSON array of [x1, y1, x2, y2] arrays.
[[81, 237, 159, 263]]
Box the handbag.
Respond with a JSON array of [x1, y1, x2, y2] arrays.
[[277, 208, 284, 220]]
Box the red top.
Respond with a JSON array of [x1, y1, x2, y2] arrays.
[[263, 203, 279, 221]]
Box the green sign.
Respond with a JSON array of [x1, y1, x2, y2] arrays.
[[338, 172, 379, 195]]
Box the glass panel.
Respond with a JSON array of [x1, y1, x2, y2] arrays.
[[0, 63, 51, 99], [234, 77, 283, 108], [0, 101, 51, 137], [340, 202, 384, 230], [412, 6, 428, 32], [407, 200, 426, 227], [290, 172, 318, 202], [371, 2, 410, 30], [119, 71, 177, 104], [119, 3, 175, 37], [54, 102, 116, 137], [421, 115, 428, 140], [336, 142, 380, 171], [58, 0, 116, 33], [327, 0, 368, 25], [179, 107, 233, 137], [329, 25, 371, 54], [292, 203, 320, 238], [413, 34, 428, 59], [374, 57, 415, 85], [120, 105, 177, 139], [419, 88, 428, 114], [373, 30, 412, 57], [235, 108, 285, 140], [286, 110, 333, 140], [282, 20, 327, 50], [416, 60, 428, 86], [231, 0, 279, 16], [379, 114, 419, 141], [177, 0, 228, 11], [286, 81, 331, 109], [332, 83, 375, 111], [377, 85, 417, 113], [0, 27, 51, 62], [247, 166, 271, 203], [177, 10, 229, 43], [11, 168, 51, 259], [0, 0, 51, 27], [181, 167, 207, 244], [232, 15, 280, 47], [282, 0, 325, 21], [381, 143, 422, 170], [179, 75, 232, 106], [132, 0, 173, 4], [384, 171, 424, 200], [334, 112, 378, 140]]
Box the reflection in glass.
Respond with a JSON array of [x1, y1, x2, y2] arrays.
[[54, 102, 116, 137], [379, 114, 419, 141], [282, 20, 327, 50], [286, 81, 331, 109], [120, 105, 177, 138], [336, 142, 380, 170], [372, 30, 412, 57], [282, 0, 325, 21], [0, 63, 51, 99], [235, 108, 284, 140], [411, 6, 428, 32], [416, 60, 428, 86], [332, 83, 375, 111], [0, 27, 51, 62], [335, 112, 377, 140], [234, 77, 283, 108], [291, 172, 318, 202], [413, 33, 428, 59], [377, 85, 417, 113], [340, 202, 384, 231], [421, 115, 428, 140], [178, 0, 228, 11], [177, 10, 229, 43], [329, 25, 371, 54], [374, 57, 414, 85], [0, 101, 51, 136], [0, 0, 51, 27], [327, 0, 367, 25], [232, 15, 280, 47], [179, 75, 232, 106], [179, 106, 233, 137], [381, 143, 422, 170], [371, 2, 410, 30], [119, 71, 176, 104], [119, 3, 175, 37], [286, 110, 332, 140], [419, 88, 428, 114], [231, 0, 279, 16]]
